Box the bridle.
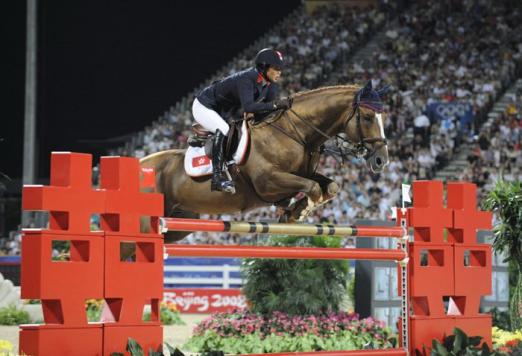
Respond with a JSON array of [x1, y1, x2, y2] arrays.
[[268, 90, 388, 164], [337, 91, 388, 160]]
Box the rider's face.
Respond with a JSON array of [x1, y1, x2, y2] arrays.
[[266, 66, 282, 82]]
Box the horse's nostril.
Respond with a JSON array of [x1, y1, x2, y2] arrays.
[[375, 157, 383, 166]]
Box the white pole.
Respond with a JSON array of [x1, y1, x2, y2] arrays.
[[22, 0, 38, 226]]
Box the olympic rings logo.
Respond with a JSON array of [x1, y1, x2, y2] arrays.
[[435, 103, 471, 118]]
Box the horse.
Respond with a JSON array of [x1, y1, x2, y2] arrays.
[[140, 81, 390, 242]]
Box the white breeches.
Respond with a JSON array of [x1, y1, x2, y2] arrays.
[[192, 98, 229, 135]]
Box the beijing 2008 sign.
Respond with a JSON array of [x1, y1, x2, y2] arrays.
[[164, 288, 247, 313]]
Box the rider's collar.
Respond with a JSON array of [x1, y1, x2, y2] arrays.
[[256, 70, 270, 86]]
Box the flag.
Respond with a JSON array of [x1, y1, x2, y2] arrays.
[[192, 155, 210, 167], [402, 184, 411, 203]]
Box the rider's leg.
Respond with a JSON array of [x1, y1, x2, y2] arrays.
[[210, 129, 235, 192], [192, 98, 229, 135], [192, 99, 234, 193]]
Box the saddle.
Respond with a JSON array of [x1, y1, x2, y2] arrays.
[[188, 121, 244, 162], [184, 120, 249, 178]]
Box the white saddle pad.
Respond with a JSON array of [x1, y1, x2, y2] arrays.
[[184, 120, 249, 177]]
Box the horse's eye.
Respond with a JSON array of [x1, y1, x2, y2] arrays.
[[364, 114, 373, 122]]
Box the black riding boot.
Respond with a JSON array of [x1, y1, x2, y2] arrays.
[[210, 130, 235, 193]]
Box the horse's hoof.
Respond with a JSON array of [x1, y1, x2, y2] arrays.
[[327, 181, 340, 196]]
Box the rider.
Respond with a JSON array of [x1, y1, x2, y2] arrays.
[[192, 48, 292, 193]]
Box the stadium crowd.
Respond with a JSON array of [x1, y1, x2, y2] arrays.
[[3, 0, 521, 253], [458, 96, 522, 197]]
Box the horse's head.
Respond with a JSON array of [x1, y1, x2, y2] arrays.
[[341, 81, 390, 173]]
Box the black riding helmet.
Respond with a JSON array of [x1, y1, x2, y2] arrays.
[[255, 48, 284, 82]]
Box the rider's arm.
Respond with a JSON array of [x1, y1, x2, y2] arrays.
[[238, 77, 276, 113]]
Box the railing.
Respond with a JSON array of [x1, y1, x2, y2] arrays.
[[164, 264, 241, 288]]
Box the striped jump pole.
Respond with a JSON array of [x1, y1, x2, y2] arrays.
[[160, 217, 406, 238]]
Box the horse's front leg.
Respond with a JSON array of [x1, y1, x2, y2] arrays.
[[311, 173, 339, 204], [256, 171, 323, 222], [278, 174, 339, 223]]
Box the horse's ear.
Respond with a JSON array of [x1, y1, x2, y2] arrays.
[[376, 84, 391, 98]]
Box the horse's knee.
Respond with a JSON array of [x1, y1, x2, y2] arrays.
[[307, 181, 322, 202]]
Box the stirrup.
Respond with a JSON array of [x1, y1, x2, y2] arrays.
[[219, 180, 236, 194], [211, 179, 236, 194]]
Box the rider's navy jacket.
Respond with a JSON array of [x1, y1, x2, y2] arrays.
[[197, 67, 278, 115]]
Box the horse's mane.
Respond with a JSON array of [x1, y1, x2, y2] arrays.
[[291, 84, 360, 100], [251, 84, 361, 129]]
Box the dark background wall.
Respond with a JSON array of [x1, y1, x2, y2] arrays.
[[3, 1, 301, 180]]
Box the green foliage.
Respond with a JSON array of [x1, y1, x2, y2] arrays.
[[241, 235, 349, 315], [143, 302, 185, 325], [184, 329, 394, 354], [183, 310, 395, 354], [482, 179, 522, 266], [483, 179, 522, 330], [347, 276, 355, 305], [85, 299, 103, 322], [24, 299, 41, 305], [111, 338, 215, 356], [490, 308, 511, 331], [429, 327, 502, 356], [510, 273, 522, 331], [0, 305, 30, 325]]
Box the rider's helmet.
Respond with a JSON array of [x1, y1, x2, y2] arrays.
[[255, 48, 284, 81]]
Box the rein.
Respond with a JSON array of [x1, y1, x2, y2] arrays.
[[265, 99, 387, 164]]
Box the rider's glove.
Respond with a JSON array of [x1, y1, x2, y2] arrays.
[[273, 97, 293, 110]]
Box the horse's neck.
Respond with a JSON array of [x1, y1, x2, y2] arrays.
[[289, 87, 357, 148]]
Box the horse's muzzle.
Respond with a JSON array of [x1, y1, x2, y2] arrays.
[[367, 145, 389, 173]]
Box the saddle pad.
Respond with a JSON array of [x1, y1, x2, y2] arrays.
[[184, 120, 249, 177]]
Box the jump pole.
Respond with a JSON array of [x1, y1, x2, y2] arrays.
[[162, 216, 411, 353], [160, 217, 405, 238], [165, 244, 407, 261]]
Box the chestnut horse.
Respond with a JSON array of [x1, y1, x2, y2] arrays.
[[141, 81, 389, 242]]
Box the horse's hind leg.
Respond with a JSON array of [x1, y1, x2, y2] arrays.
[[139, 202, 200, 243], [164, 230, 192, 244], [163, 209, 200, 243], [278, 197, 309, 223]]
